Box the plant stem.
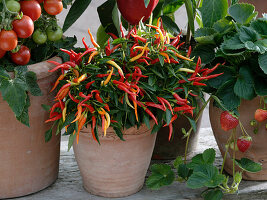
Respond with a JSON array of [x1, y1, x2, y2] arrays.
[[184, 95, 212, 163], [232, 128, 237, 178], [220, 134, 233, 174]]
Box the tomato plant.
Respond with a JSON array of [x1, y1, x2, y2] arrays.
[[20, 0, 42, 21], [0, 30, 18, 51], [46, 25, 63, 41], [12, 15, 34, 38], [32, 29, 47, 44], [0, 48, 6, 59], [44, 0, 63, 15], [6, 0, 20, 12], [10, 45, 31, 65]]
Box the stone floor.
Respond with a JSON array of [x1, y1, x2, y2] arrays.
[[13, 127, 267, 200]]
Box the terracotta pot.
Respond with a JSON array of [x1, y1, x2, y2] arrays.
[[73, 122, 156, 198], [0, 57, 61, 199], [239, 0, 267, 17], [152, 100, 203, 160], [210, 97, 267, 180]]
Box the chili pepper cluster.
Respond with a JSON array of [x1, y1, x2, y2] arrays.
[[45, 18, 222, 145]]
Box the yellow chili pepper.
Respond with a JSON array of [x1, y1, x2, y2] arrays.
[[130, 42, 149, 62], [77, 74, 87, 83], [103, 67, 114, 86], [88, 51, 99, 63], [178, 68, 195, 73], [166, 33, 170, 44], [125, 93, 134, 109], [106, 60, 124, 77], [62, 106, 67, 122], [159, 52, 170, 63], [133, 46, 150, 51], [156, 17, 161, 28], [88, 28, 100, 48], [175, 53, 193, 61]]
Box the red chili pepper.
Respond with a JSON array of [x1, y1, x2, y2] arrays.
[[131, 34, 147, 43], [145, 102, 165, 111], [170, 34, 181, 46], [176, 42, 185, 49], [68, 91, 80, 103], [86, 81, 95, 89], [126, 25, 136, 39], [120, 23, 125, 38], [193, 82, 207, 86], [117, 84, 136, 96], [72, 105, 83, 123], [157, 97, 167, 111], [48, 64, 70, 72], [95, 93, 110, 111], [56, 83, 71, 98], [159, 97, 173, 114], [187, 46, 192, 58], [76, 48, 97, 61], [81, 104, 95, 113], [118, 69, 125, 82], [110, 44, 121, 54], [105, 39, 111, 56], [91, 116, 97, 142], [49, 102, 60, 118], [144, 107, 158, 125], [191, 57, 202, 78], [107, 32, 118, 40], [64, 61, 76, 68], [170, 58, 179, 64], [163, 114, 178, 127], [168, 123, 173, 141], [110, 120, 118, 123], [202, 63, 221, 76], [130, 43, 138, 57], [137, 58, 149, 65], [45, 113, 62, 123], [173, 106, 194, 112], [172, 93, 187, 104], [113, 80, 129, 89], [82, 37, 89, 50]]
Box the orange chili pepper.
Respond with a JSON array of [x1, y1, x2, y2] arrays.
[[103, 67, 114, 86], [133, 96, 138, 122], [130, 42, 149, 62], [73, 69, 79, 78], [72, 105, 83, 123], [76, 112, 87, 144], [50, 74, 65, 93], [88, 51, 99, 64], [57, 87, 70, 100], [88, 28, 99, 48], [175, 53, 193, 61], [77, 74, 87, 83], [159, 52, 170, 63], [91, 116, 98, 142]]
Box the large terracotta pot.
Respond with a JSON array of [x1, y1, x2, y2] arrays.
[[210, 97, 267, 180], [73, 122, 156, 198], [0, 57, 61, 199], [239, 0, 266, 17], [153, 100, 203, 160]]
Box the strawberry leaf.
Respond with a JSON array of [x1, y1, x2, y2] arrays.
[[235, 158, 262, 173]]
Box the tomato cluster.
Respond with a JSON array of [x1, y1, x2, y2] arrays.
[[0, 0, 64, 65]]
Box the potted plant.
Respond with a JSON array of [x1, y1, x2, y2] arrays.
[[0, 0, 76, 198], [146, 1, 265, 200], [45, 10, 222, 196]]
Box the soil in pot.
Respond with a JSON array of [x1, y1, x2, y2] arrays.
[[73, 121, 156, 198], [210, 97, 267, 180], [0, 57, 61, 199], [152, 100, 203, 160]]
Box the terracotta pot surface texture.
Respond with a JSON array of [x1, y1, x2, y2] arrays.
[[210, 97, 267, 180], [0, 57, 61, 199], [239, 0, 266, 17], [73, 122, 157, 198]]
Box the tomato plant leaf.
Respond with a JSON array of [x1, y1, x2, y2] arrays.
[[146, 164, 175, 189], [16, 95, 30, 127], [63, 0, 92, 32], [25, 71, 42, 96]]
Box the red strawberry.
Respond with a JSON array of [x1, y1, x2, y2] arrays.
[[255, 109, 267, 122], [220, 111, 239, 131], [237, 136, 252, 153]]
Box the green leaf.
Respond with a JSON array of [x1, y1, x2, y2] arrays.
[[191, 44, 215, 64], [213, 18, 233, 33], [195, 28, 217, 44], [0, 77, 27, 117], [220, 34, 245, 51], [187, 164, 225, 189], [203, 148, 216, 164], [228, 3, 256, 24], [165, 108, 172, 125], [146, 164, 175, 189], [185, 116, 196, 132], [25, 71, 42, 96], [143, 113, 151, 129], [251, 19, 267, 36], [97, 0, 120, 37], [178, 164, 191, 179], [202, 189, 223, 200], [16, 95, 30, 127], [151, 122, 162, 134], [163, 0, 184, 15], [173, 156, 183, 169], [45, 129, 53, 143], [62, 112, 76, 128], [144, 0, 150, 8], [96, 25, 110, 48], [199, 0, 228, 28], [259, 52, 267, 74], [68, 133, 75, 151], [235, 158, 262, 173], [63, 0, 92, 32], [254, 76, 267, 96], [41, 104, 51, 111], [216, 80, 241, 110], [161, 15, 180, 35], [234, 66, 256, 100], [239, 26, 259, 43]]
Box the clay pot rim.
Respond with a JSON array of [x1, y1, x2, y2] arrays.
[[8, 56, 62, 80]]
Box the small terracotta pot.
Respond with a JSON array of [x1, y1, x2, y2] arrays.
[[152, 100, 203, 160], [239, 0, 267, 17], [73, 122, 156, 198], [0, 57, 61, 199], [210, 97, 267, 180]]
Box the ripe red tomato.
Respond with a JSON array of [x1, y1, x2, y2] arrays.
[[117, 0, 159, 25], [0, 48, 6, 59], [0, 30, 18, 51], [12, 15, 34, 38], [11, 45, 31, 65], [20, 0, 42, 21], [44, 0, 63, 15]]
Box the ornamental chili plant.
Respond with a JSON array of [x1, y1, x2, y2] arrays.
[[45, 18, 222, 148]]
